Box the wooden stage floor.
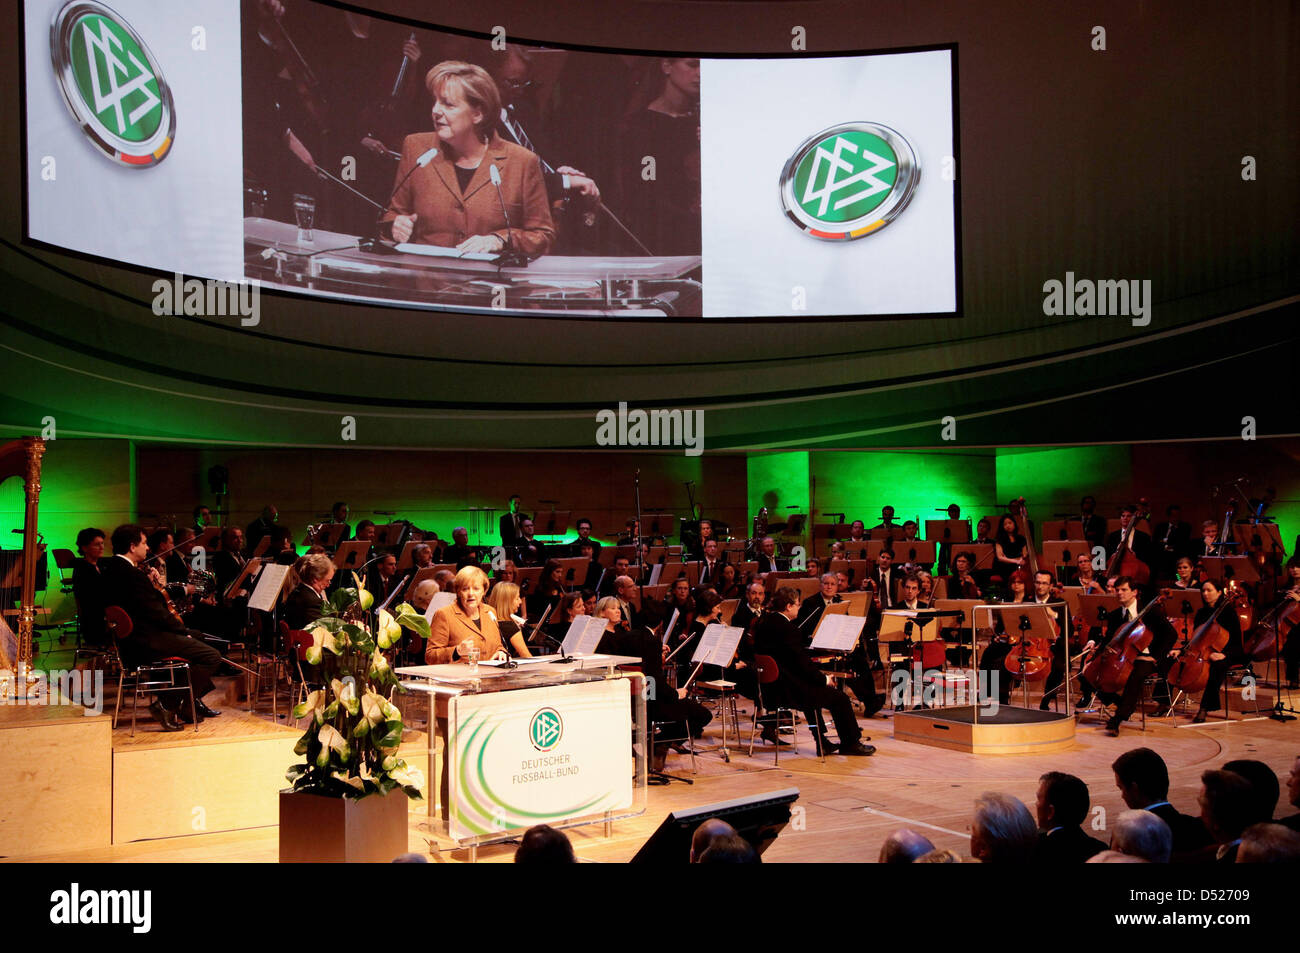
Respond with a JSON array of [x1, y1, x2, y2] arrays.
[[9, 679, 1298, 864]]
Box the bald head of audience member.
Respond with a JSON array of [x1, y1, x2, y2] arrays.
[[410, 579, 439, 613], [1087, 850, 1148, 863], [690, 818, 738, 863], [697, 834, 761, 864], [970, 792, 1038, 864], [879, 828, 937, 864], [1236, 823, 1300, 863], [1111, 809, 1172, 863]]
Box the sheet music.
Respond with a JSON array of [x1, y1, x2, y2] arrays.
[[661, 608, 679, 645], [560, 615, 607, 656], [247, 563, 290, 613], [648, 563, 663, 586], [423, 591, 456, 622], [810, 613, 867, 651], [690, 624, 743, 666]]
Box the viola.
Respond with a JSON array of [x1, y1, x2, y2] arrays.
[[1167, 596, 1234, 693], [1081, 594, 1165, 693]]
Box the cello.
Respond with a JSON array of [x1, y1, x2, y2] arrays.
[[1166, 593, 1235, 694], [1243, 589, 1298, 663], [1004, 498, 1054, 679], [1081, 593, 1165, 694]]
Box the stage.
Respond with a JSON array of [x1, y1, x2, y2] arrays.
[[4, 676, 1294, 863]]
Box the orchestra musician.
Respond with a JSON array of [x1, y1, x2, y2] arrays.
[[869, 549, 901, 609], [713, 562, 742, 600], [661, 576, 696, 651], [285, 553, 334, 630], [945, 551, 982, 600], [499, 495, 524, 546], [994, 515, 1028, 575], [514, 517, 546, 566], [527, 558, 566, 619], [1188, 579, 1245, 724], [1078, 577, 1176, 736], [752, 587, 875, 756], [1170, 556, 1199, 590], [974, 517, 995, 545], [425, 566, 507, 664], [1071, 552, 1108, 592], [730, 580, 767, 637], [699, 538, 726, 585], [600, 555, 632, 597], [1105, 504, 1153, 586], [212, 527, 250, 595], [365, 552, 405, 608], [71, 528, 109, 648], [441, 526, 478, 567], [755, 537, 779, 574], [1153, 505, 1192, 577], [245, 505, 282, 556], [796, 573, 842, 643], [1079, 496, 1107, 549], [979, 569, 1029, 706], [101, 524, 222, 729], [569, 517, 602, 559], [1031, 570, 1070, 711], [1196, 520, 1221, 558], [873, 506, 898, 530], [542, 592, 586, 649], [327, 501, 352, 543]]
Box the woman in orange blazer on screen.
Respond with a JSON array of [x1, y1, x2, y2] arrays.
[[425, 566, 508, 664], [382, 61, 555, 258]]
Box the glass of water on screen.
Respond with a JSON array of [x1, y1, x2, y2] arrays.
[[292, 193, 316, 243]]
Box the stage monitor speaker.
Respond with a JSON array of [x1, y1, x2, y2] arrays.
[[629, 787, 799, 863]]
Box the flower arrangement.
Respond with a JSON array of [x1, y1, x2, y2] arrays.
[[286, 581, 431, 799]]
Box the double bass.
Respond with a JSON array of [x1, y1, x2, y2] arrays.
[[1004, 498, 1054, 679], [1105, 499, 1152, 585], [1166, 594, 1234, 694], [1244, 590, 1298, 663], [1081, 594, 1165, 694]]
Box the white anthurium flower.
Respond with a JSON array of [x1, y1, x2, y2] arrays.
[[360, 691, 387, 729], [376, 609, 401, 649], [292, 689, 326, 724], [351, 572, 374, 610], [389, 761, 425, 791], [304, 624, 338, 665], [331, 770, 366, 792], [315, 723, 350, 767], [369, 649, 390, 680], [331, 677, 360, 715]]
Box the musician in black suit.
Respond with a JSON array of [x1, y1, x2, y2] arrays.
[[1153, 505, 1192, 578], [569, 517, 602, 560], [1078, 577, 1176, 736], [1079, 495, 1107, 549], [1104, 504, 1153, 583], [1189, 578, 1245, 724], [730, 580, 766, 636], [1112, 747, 1214, 858], [499, 495, 524, 546], [515, 517, 546, 566], [245, 505, 281, 556], [285, 553, 334, 630], [366, 552, 407, 609], [752, 587, 875, 756], [441, 527, 479, 567], [102, 524, 221, 728], [211, 528, 248, 593], [327, 501, 352, 545], [795, 573, 841, 642], [1035, 772, 1107, 863], [698, 538, 727, 586], [72, 527, 109, 647], [868, 549, 901, 609], [755, 537, 779, 574]]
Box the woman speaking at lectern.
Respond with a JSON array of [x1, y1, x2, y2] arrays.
[[425, 565, 508, 664], [382, 61, 555, 257]]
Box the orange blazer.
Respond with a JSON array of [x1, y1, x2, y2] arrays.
[[425, 601, 504, 665], [382, 131, 555, 258]]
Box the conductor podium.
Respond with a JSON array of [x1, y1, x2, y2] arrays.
[[891, 603, 1077, 755], [395, 654, 646, 858]]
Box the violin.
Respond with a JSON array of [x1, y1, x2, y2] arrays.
[[147, 564, 186, 628], [1081, 593, 1165, 694], [1166, 595, 1234, 693]]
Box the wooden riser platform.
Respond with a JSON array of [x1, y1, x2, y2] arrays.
[[892, 705, 1076, 755]]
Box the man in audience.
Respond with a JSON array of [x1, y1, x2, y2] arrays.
[[970, 792, 1038, 864], [698, 834, 760, 863], [1111, 747, 1212, 857], [1035, 771, 1107, 863], [1198, 769, 1255, 863], [1281, 755, 1300, 833], [1087, 850, 1147, 863], [879, 828, 936, 864], [1236, 822, 1300, 863], [1222, 758, 1280, 827], [690, 818, 737, 863], [1110, 809, 1173, 863], [514, 824, 576, 863]]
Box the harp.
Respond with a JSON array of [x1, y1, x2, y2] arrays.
[[0, 437, 45, 687]]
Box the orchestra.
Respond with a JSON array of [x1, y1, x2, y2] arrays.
[[58, 489, 1289, 755]]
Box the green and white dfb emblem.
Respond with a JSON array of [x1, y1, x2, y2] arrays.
[[779, 122, 918, 240], [529, 707, 563, 752], [50, 1, 175, 167]]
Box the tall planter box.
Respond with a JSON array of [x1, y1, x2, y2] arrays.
[[279, 789, 410, 863]]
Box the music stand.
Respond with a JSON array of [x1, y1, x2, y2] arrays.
[[396, 540, 426, 571], [641, 513, 675, 541], [1042, 540, 1091, 574], [879, 610, 942, 708], [307, 524, 347, 550], [1076, 593, 1121, 637], [555, 557, 590, 588], [514, 566, 543, 595], [1042, 520, 1084, 542], [1163, 589, 1204, 641], [332, 540, 371, 574], [537, 510, 571, 540], [401, 566, 440, 602], [893, 540, 936, 567], [964, 543, 996, 570], [1198, 555, 1259, 584], [251, 535, 272, 558], [372, 523, 404, 549], [224, 557, 263, 602], [869, 526, 902, 541], [990, 605, 1059, 708], [247, 563, 293, 614], [933, 599, 982, 640], [185, 527, 222, 554], [560, 615, 608, 656], [925, 519, 971, 544]]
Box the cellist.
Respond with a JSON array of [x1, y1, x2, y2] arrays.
[[1188, 578, 1246, 724], [1078, 577, 1176, 736]]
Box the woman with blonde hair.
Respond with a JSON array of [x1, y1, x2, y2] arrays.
[[425, 565, 507, 664], [485, 581, 533, 658]]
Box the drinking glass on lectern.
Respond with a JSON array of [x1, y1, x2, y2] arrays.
[[293, 193, 316, 243]]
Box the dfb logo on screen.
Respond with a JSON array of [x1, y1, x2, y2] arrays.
[[595, 402, 704, 457], [50, 1, 176, 168], [49, 884, 151, 933], [152, 273, 260, 327]]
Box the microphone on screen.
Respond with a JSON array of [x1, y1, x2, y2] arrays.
[[488, 164, 528, 267], [362, 147, 439, 254]]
